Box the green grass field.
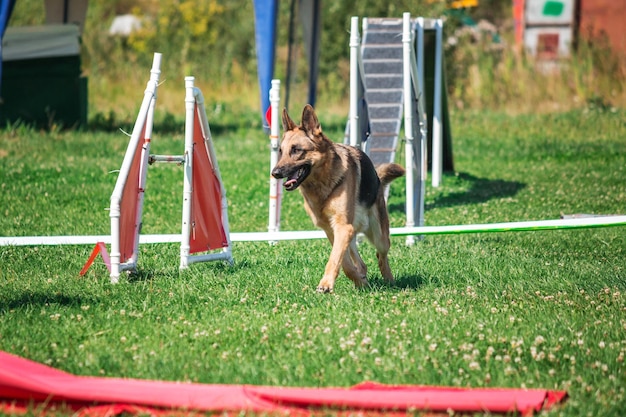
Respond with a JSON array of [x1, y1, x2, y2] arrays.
[[1, 104, 625, 416]]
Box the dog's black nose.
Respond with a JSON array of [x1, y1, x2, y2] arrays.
[[271, 166, 284, 179]]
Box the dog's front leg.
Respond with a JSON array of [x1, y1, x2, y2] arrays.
[[317, 225, 354, 293]]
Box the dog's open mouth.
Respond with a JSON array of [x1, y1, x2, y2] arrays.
[[283, 165, 311, 191]]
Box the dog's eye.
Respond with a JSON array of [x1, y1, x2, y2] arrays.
[[290, 146, 303, 157]]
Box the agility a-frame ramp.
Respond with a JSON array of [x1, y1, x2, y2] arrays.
[[345, 13, 434, 245], [347, 13, 453, 184], [81, 53, 232, 283]]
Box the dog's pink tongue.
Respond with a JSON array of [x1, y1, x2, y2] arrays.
[[284, 179, 297, 188]]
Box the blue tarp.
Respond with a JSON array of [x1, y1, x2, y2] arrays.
[[254, 0, 321, 127], [253, 0, 278, 128]]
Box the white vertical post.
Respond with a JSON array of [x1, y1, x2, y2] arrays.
[[431, 19, 444, 188], [412, 19, 428, 233], [110, 205, 121, 282], [268, 79, 281, 244], [349, 16, 360, 148], [109, 52, 161, 283], [402, 13, 416, 246], [186, 86, 234, 266], [132, 55, 160, 268], [180, 76, 196, 269]]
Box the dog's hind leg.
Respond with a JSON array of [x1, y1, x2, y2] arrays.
[[365, 212, 395, 284], [368, 229, 393, 283], [342, 239, 368, 288], [376, 248, 394, 283], [371, 235, 394, 283]]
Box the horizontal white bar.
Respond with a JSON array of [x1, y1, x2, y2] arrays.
[[149, 154, 185, 163], [1, 215, 625, 247]]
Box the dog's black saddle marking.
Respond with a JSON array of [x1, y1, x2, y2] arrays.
[[357, 150, 380, 207]]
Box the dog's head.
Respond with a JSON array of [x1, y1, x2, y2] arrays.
[[271, 104, 331, 191]]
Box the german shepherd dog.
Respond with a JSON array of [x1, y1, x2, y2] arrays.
[[271, 105, 405, 293]]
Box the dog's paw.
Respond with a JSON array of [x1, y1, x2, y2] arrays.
[[316, 277, 335, 293]]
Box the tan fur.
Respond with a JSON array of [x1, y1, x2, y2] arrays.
[[271, 105, 405, 293]]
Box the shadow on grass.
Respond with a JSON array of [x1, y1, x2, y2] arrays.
[[388, 172, 525, 213], [126, 269, 158, 283], [126, 260, 238, 284], [2, 291, 99, 312], [396, 273, 447, 291], [367, 274, 437, 292]]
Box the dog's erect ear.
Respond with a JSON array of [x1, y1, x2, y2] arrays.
[[301, 104, 322, 136], [282, 108, 297, 132]]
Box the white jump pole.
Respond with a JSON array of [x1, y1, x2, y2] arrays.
[[134, 59, 159, 265], [6, 216, 626, 246], [109, 52, 161, 283], [268, 79, 282, 244], [402, 13, 417, 246], [349, 16, 361, 148], [184, 80, 234, 266], [407, 15, 428, 237], [415, 17, 428, 210], [180, 76, 196, 269], [431, 19, 444, 188]]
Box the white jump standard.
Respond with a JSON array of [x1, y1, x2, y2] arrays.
[[81, 53, 233, 283]]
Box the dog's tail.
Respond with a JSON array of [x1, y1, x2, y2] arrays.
[[376, 163, 405, 187]]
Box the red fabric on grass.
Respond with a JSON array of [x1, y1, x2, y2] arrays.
[[0, 351, 566, 416]]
